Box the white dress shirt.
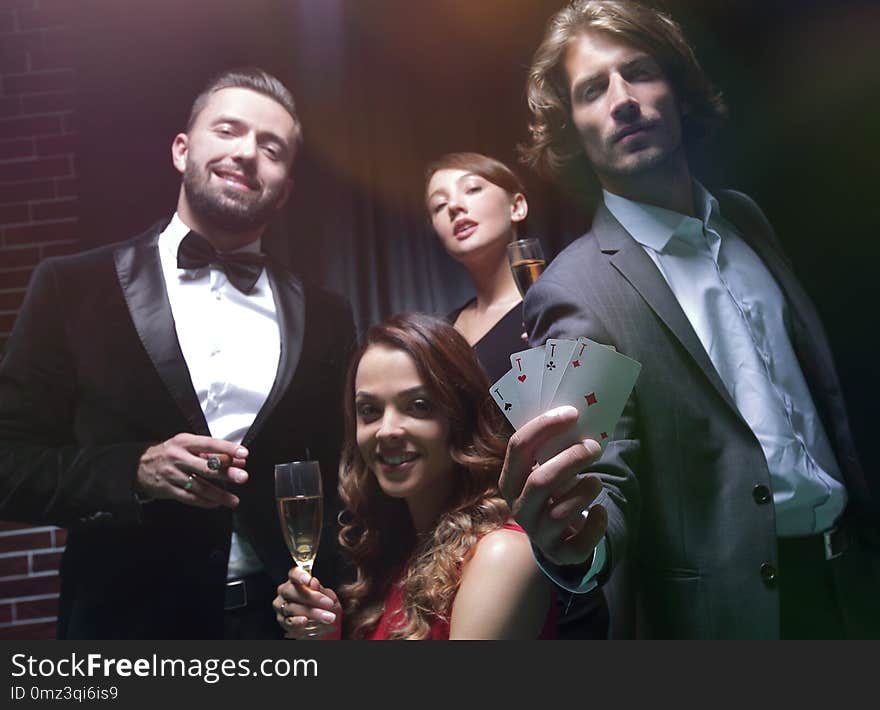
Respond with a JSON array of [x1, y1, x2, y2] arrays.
[[157, 213, 281, 578], [604, 183, 847, 536]]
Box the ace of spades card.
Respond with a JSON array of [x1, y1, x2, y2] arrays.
[[489, 337, 641, 463]]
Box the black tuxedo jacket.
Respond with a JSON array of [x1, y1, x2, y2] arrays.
[[0, 220, 356, 639], [525, 191, 876, 638]]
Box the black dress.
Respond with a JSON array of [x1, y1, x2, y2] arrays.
[[447, 299, 524, 384]]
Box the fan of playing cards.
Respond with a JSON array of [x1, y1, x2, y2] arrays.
[[489, 337, 642, 462]]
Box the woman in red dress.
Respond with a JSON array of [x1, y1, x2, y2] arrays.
[[273, 313, 556, 639]]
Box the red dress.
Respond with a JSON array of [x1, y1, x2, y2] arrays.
[[370, 523, 557, 640]]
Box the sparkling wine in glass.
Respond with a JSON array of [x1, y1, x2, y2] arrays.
[[275, 460, 323, 637], [507, 238, 546, 297]]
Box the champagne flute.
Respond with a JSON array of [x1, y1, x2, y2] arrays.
[[507, 238, 546, 297], [274, 460, 323, 638]]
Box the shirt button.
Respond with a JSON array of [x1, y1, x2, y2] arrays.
[[214, 292, 222, 301], [760, 563, 777, 588], [752, 484, 771, 505]]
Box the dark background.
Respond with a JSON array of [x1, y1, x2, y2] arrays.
[[68, 0, 878, 478]]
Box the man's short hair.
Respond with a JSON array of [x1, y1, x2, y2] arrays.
[[186, 67, 303, 148], [519, 0, 727, 186]]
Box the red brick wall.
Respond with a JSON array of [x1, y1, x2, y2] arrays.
[[0, 0, 80, 640], [0, 523, 65, 639]]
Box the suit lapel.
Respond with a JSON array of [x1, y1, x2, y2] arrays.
[[114, 221, 209, 435], [593, 205, 740, 414], [243, 262, 305, 447]]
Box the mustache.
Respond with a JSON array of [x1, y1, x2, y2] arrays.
[[212, 164, 260, 188], [609, 120, 658, 144]]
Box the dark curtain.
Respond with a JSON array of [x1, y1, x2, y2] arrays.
[[71, 0, 879, 474]]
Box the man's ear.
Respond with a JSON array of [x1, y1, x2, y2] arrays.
[[277, 177, 294, 210], [171, 133, 188, 175]]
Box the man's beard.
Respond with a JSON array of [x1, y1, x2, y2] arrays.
[[602, 144, 672, 179], [596, 129, 683, 180], [183, 166, 283, 233]]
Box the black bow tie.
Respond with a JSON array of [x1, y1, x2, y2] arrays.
[[176, 231, 266, 294]]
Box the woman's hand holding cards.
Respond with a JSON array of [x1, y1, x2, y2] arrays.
[[498, 405, 608, 567]]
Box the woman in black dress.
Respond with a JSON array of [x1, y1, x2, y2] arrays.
[[426, 153, 610, 640], [425, 152, 528, 383]]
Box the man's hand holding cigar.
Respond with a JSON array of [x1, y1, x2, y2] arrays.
[[135, 433, 248, 509]]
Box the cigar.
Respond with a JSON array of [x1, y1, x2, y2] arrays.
[[205, 453, 232, 471]]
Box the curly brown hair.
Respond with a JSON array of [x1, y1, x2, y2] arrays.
[[337, 313, 510, 639], [519, 0, 727, 187]]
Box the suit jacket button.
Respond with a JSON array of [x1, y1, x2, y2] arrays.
[[752, 484, 771, 504], [760, 563, 777, 588]]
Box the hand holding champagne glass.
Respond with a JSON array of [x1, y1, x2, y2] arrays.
[[275, 460, 323, 638], [507, 238, 546, 297]]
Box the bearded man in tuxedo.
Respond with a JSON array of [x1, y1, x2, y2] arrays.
[[0, 68, 355, 639]]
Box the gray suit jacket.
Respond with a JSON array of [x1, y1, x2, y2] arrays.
[[524, 190, 873, 638]]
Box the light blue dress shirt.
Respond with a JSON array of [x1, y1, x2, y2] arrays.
[[604, 184, 847, 537]]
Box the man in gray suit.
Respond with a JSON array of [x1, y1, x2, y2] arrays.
[[499, 0, 878, 638]]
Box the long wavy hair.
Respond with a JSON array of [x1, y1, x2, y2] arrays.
[[337, 313, 509, 639], [519, 0, 727, 188]]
